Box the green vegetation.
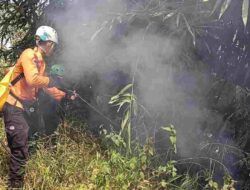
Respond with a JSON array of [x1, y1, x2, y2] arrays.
[[0, 86, 237, 189], [0, 120, 236, 190]]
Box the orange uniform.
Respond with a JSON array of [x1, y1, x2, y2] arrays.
[[6, 47, 65, 109]]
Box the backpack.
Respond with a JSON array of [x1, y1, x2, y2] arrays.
[[0, 67, 24, 111]]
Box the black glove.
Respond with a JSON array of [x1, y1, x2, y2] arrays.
[[64, 90, 78, 100]]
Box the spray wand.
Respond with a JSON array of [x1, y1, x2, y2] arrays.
[[61, 88, 119, 127]]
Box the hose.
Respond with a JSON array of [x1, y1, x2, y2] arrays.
[[66, 89, 119, 127]]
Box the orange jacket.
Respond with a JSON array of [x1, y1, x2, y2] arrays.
[[6, 47, 65, 109]]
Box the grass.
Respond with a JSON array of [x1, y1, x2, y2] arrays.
[[0, 119, 237, 190], [0, 119, 8, 189], [24, 127, 100, 189], [0, 121, 154, 190], [0, 120, 100, 189]]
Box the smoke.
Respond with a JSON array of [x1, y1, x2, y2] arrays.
[[46, 0, 227, 158]]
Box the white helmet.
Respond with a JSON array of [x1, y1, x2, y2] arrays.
[[35, 26, 58, 44]]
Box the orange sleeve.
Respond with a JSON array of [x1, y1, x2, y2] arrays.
[[21, 49, 50, 87], [45, 87, 66, 101]]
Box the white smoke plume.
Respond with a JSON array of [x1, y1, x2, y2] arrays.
[[47, 0, 223, 158]]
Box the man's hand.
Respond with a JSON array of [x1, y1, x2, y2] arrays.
[[69, 90, 78, 100], [65, 90, 78, 100]]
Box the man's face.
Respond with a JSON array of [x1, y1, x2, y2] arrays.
[[45, 41, 56, 56]]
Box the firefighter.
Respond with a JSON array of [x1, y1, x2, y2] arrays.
[[2, 26, 73, 189], [38, 64, 66, 137]]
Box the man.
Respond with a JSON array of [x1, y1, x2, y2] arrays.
[[38, 64, 66, 137], [2, 26, 71, 189]]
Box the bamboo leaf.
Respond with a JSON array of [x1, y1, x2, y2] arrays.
[[109, 94, 119, 101], [117, 84, 133, 96], [219, 0, 232, 19], [133, 101, 138, 116], [161, 125, 177, 153], [176, 13, 180, 27], [182, 14, 196, 46], [121, 110, 130, 132], [242, 0, 249, 27], [170, 136, 177, 153], [161, 126, 172, 132], [112, 102, 128, 109], [127, 121, 131, 153], [121, 93, 134, 98], [117, 101, 127, 112], [110, 94, 135, 105], [209, 0, 224, 17], [90, 27, 104, 41], [113, 98, 131, 106], [163, 12, 175, 22], [90, 21, 108, 41]]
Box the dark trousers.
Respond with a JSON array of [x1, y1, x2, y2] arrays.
[[3, 101, 60, 188], [3, 103, 29, 188]]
